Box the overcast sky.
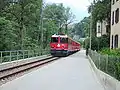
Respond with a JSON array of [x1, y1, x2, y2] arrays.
[[45, 0, 91, 22]]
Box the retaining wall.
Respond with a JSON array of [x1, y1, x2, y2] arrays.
[[88, 55, 120, 90]]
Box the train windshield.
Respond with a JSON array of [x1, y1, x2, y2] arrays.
[[60, 38, 68, 43], [51, 37, 58, 43]]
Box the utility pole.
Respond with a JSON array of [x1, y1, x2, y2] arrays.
[[90, 3, 93, 50], [88, 0, 94, 50]]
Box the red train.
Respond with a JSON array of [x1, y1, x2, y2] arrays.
[[50, 34, 80, 56]]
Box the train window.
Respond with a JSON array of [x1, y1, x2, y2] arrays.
[[60, 38, 68, 43], [51, 37, 58, 43]]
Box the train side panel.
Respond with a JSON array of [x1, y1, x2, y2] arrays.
[[67, 37, 80, 53]]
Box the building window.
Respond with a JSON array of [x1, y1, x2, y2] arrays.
[[115, 8, 119, 24], [112, 35, 113, 49], [112, 11, 114, 25], [112, 0, 115, 5], [106, 25, 109, 33], [115, 35, 118, 48], [98, 25, 100, 33]]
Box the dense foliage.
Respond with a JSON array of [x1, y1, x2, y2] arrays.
[[84, 34, 110, 51], [88, 0, 111, 36], [100, 48, 120, 57], [0, 0, 74, 51], [100, 48, 120, 80]]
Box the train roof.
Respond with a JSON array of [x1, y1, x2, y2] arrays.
[[52, 34, 68, 38]]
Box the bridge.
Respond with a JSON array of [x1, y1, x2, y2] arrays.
[[0, 50, 120, 90]]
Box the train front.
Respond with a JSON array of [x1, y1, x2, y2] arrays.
[[50, 35, 68, 56]]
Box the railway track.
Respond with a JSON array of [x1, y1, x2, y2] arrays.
[[0, 56, 60, 85]]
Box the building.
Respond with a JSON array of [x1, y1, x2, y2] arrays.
[[96, 20, 108, 37], [110, 0, 120, 49]]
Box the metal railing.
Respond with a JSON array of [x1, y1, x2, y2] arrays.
[[0, 49, 50, 63], [88, 50, 120, 81]]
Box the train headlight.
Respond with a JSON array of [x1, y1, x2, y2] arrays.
[[57, 44, 60, 47]]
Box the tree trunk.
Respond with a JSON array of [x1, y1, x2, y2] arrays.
[[20, 1, 24, 50]]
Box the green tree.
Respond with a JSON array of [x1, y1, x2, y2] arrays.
[[0, 1, 74, 51], [70, 17, 90, 39], [1, 0, 43, 50], [88, 0, 111, 36], [0, 17, 17, 50], [43, 3, 75, 34], [63, 7, 75, 34]]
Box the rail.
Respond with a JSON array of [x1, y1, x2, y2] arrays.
[[0, 56, 60, 85], [0, 49, 50, 63]]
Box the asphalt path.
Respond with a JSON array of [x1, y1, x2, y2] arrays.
[[0, 50, 105, 90]]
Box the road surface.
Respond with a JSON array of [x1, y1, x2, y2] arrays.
[[0, 50, 105, 90]]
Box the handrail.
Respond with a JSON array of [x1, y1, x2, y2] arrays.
[[0, 49, 50, 63]]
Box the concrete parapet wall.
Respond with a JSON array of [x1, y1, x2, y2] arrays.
[[88, 55, 120, 90], [0, 55, 51, 71]]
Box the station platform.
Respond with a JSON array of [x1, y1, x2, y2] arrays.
[[0, 50, 104, 90]]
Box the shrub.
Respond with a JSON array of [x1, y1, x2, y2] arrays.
[[83, 36, 99, 51], [84, 34, 110, 51], [100, 48, 120, 57], [98, 34, 110, 50]]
